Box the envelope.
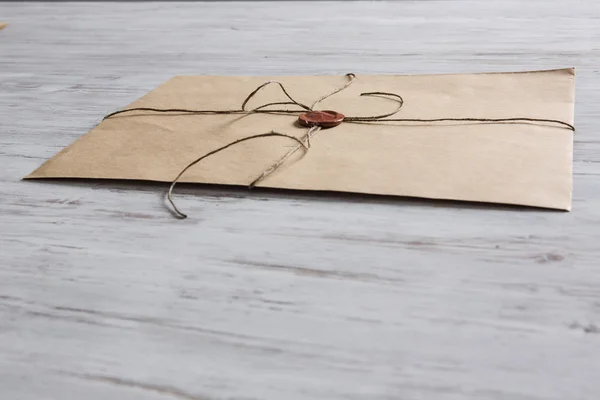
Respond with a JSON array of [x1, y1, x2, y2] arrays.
[[26, 68, 575, 210]]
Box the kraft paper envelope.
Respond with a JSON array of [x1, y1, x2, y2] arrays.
[[27, 68, 575, 210]]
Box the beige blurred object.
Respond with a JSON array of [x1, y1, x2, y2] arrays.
[[0, 23, 8, 30], [26, 68, 575, 210]]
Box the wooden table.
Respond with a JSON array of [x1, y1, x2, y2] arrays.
[[1, 2, 599, 399]]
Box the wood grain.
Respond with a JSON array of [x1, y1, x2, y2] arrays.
[[1, 2, 599, 399]]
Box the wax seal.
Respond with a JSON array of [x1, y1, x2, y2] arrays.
[[298, 110, 345, 129]]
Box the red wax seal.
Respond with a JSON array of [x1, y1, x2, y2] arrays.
[[298, 110, 345, 129]]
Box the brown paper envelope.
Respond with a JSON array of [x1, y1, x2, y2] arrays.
[[26, 68, 575, 210]]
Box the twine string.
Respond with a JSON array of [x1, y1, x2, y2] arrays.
[[103, 80, 311, 121], [249, 74, 359, 188], [249, 125, 321, 189], [344, 117, 575, 130], [343, 92, 405, 121], [103, 73, 575, 218], [164, 75, 358, 218], [166, 132, 309, 219], [241, 81, 311, 111], [311, 73, 356, 110]]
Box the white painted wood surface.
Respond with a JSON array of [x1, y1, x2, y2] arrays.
[[1, 2, 600, 399]]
